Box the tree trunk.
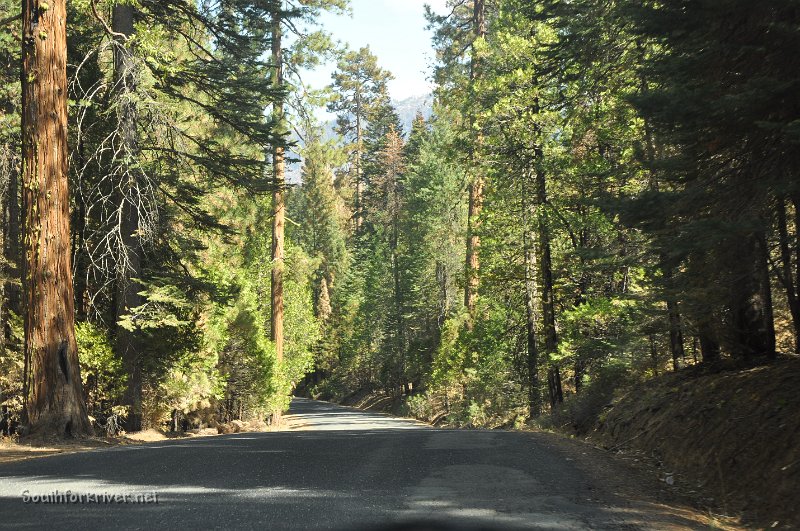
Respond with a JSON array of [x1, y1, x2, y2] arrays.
[[4, 152, 20, 316], [72, 138, 88, 319], [464, 0, 486, 316], [663, 264, 685, 371], [270, 10, 285, 366], [112, 4, 143, 432], [21, 0, 90, 437], [755, 232, 776, 359], [794, 195, 800, 332], [436, 260, 448, 328], [699, 322, 720, 364], [392, 211, 405, 386], [640, 66, 688, 371], [777, 197, 800, 353], [574, 245, 589, 393], [522, 172, 541, 417], [536, 159, 562, 406], [2, 150, 21, 353], [547, 367, 563, 408], [354, 90, 362, 234], [728, 234, 775, 360]]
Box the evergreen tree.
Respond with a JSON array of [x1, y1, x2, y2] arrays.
[[622, 0, 799, 360], [327, 46, 393, 234]]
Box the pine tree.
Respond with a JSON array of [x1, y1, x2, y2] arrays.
[[268, 0, 348, 370], [328, 46, 393, 234]]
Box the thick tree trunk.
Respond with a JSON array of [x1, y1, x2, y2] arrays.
[[464, 0, 485, 316], [21, 0, 90, 437], [728, 234, 775, 360], [270, 11, 285, 365], [113, 4, 143, 432]]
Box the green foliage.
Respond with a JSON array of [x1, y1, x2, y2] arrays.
[[558, 297, 647, 381], [1, 0, 796, 436], [0, 311, 23, 418], [215, 279, 276, 419], [277, 244, 322, 408], [76, 322, 125, 412]]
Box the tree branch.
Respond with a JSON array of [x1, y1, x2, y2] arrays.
[[0, 13, 21, 27], [90, 0, 128, 41]]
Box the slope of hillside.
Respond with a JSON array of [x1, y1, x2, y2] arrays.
[[591, 358, 800, 529]]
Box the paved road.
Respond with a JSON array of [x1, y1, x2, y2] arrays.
[[0, 399, 707, 530]]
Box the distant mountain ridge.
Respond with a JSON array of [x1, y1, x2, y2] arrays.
[[289, 94, 434, 183], [323, 93, 434, 139], [393, 94, 434, 134]]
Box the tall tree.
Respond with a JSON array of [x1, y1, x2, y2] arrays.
[[270, 4, 286, 368], [776, 197, 800, 353], [625, 0, 794, 360], [370, 126, 406, 389], [21, 0, 90, 437], [110, 2, 144, 432], [70, 0, 284, 429], [464, 0, 486, 316], [269, 0, 347, 410], [328, 46, 392, 234]]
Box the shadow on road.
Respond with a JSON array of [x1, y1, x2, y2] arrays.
[[0, 399, 721, 530]]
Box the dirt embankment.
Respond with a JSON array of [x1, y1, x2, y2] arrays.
[[592, 357, 800, 529]]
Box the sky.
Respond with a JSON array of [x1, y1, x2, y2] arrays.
[[302, 0, 450, 103]]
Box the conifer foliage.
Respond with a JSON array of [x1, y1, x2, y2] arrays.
[[0, 0, 798, 437]]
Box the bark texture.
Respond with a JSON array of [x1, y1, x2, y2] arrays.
[[21, 0, 90, 437], [270, 10, 285, 364], [777, 197, 800, 353]]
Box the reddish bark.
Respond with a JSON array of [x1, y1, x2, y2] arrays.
[[21, 0, 90, 437]]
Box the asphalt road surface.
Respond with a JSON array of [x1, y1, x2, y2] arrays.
[[0, 398, 710, 530]]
